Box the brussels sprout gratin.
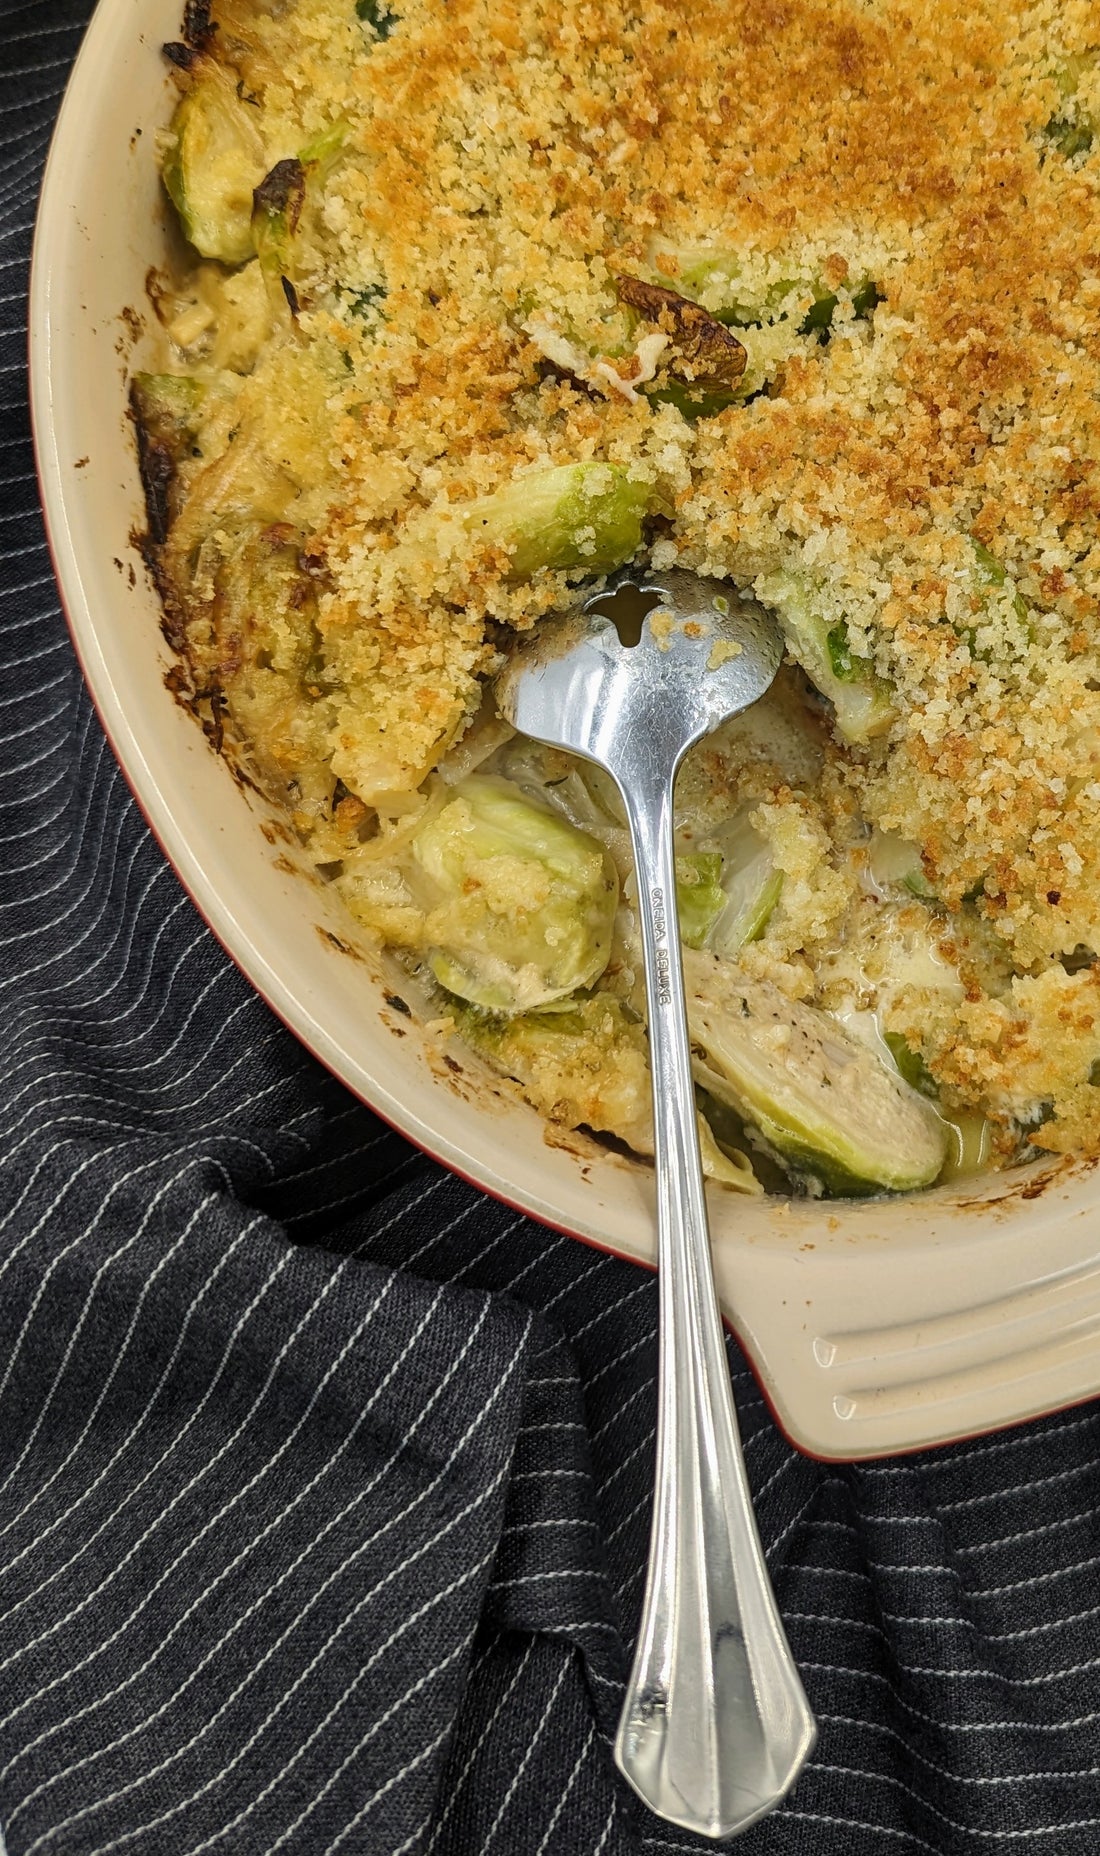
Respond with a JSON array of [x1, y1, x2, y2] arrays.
[[135, 0, 1100, 1197]]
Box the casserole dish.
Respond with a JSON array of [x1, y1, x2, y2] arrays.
[[29, 0, 1100, 1460]]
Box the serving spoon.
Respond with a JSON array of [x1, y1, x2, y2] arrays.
[[496, 567, 817, 1840]]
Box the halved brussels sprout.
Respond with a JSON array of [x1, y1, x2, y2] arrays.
[[411, 774, 618, 1012], [754, 568, 894, 743], [495, 743, 783, 957], [251, 158, 306, 309], [162, 64, 268, 264], [462, 463, 650, 578], [683, 949, 948, 1194]]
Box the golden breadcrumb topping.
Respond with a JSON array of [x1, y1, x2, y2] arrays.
[[143, 0, 1100, 1165]]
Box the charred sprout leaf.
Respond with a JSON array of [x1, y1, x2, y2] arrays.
[[683, 949, 948, 1194], [356, 0, 395, 35], [252, 126, 347, 311], [182, 0, 215, 49], [251, 158, 306, 303], [612, 273, 747, 390], [130, 373, 205, 453], [131, 373, 207, 545], [463, 462, 649, 578], [164, 41, 200, 71], [648, 247, 882, 332], [411, 774, 618, 1013], [755, 568, 894, 742], [161, 63, 267, 264]]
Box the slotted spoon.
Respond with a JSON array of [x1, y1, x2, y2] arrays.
[[496, 567, 817, 1841]]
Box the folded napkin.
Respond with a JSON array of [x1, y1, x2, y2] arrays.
[[4, 5, 1100, 1851]]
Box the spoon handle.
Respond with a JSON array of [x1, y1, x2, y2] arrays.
[[612, 761, 816, 1840]]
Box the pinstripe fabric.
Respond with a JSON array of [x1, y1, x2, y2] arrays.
[[6, 3, 1100, 1851]]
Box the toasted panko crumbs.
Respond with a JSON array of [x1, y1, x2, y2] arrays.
[[150, 0, 1100, 1163]]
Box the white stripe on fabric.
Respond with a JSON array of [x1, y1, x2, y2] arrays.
[[0, 1161, 223, 1513], [234, 1586, 489, 1856], [807, 1764, 1100, 1839], [318, 1724, 455, 1856], [819, 1714, 1100, 1786], [0, 1221, 252, 1597], [78, 1508, 505, 1854], [4, 1279, 480, 1808], [422, 1636, 536, 1855], [26, 1314, 532, 1852], [0, 1190, 224, 1554], [532, 1718, 595, 1856], [0, 1234, 306, 1704], [475, 1653, 573, 1856], [592, 1792, 618, 1855]]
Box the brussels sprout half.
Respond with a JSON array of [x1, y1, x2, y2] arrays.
[[683, 948, 948, 1194], [411, 774, 618, 1013], [462, 463, 650, 578], [754, 568, 894, 743], [162, 64, 267, 265]]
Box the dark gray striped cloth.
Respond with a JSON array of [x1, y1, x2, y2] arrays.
[[4, 4, 1100, 1850]]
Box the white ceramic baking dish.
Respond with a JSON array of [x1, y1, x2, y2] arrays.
[[29, 0, 1100, 1461]]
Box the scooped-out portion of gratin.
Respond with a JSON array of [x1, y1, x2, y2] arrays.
[[135, 0, 1100, 1196]]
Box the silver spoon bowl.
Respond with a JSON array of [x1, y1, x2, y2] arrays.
[[496, 567, 817, 1841]]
